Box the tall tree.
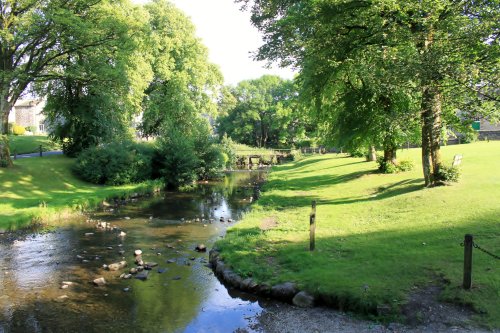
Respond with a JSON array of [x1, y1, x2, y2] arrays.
[[40, 2, 151, 156], [238, 0, 499, 186], [140, 0, 222, 137], [0, 0, 137, 163], [218, 75, 311, 147]]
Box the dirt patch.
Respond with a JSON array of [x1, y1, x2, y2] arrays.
[[260, 217, 278, 231], [401, 285, 476, 329]]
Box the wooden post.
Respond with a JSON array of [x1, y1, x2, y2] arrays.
[[39, 145, 43, 157], [463, 234, 473, 290], [310, 200, 317, 251]]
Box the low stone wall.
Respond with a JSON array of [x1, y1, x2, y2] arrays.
[[209, 249, 315, 308], [479, 131, 500, 140]]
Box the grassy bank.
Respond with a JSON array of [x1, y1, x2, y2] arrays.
[[8, 135, 60, 154], [215, 141, 500, 327], [0, 155, 162, 231]]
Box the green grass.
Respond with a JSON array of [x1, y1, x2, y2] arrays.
[[8, 135, 61, 154], [216, 141, 500, 327], [0, 155, 162, 230], [234, 143, 287, 156]]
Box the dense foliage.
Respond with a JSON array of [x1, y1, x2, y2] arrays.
[[217, 75, 315, 148], [73, 141, 155, 185], [237, 0, 500, 186]]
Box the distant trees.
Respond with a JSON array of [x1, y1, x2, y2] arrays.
[[218, 75, 314, 148], [238, 0, 499, 185]]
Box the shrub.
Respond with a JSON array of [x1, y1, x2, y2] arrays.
[[8, 123, 14, 134], [73, 141, 155, 185], [12, 124, 26, 136], [397, 159, 414, 172], [155, 133, 199, 189], [377, 157, 414, 174], [220, 134, 238, 169], [25, 126, 37, 133], [435, 165, 460, 183]]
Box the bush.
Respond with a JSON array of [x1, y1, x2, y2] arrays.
[[73, 141, 155, 185], [397, 159, 414, 172], [12, 124, 26, 136], [25, 126, 37, 133], [155, 133, 199, 189], [377, 157, 414, 174], [8, 123, 14, 135], [220, 134, 238, 169], [435, 165, 460, 183]]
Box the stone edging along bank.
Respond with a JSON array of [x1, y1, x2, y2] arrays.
[[210, 248, 387, 316], [210, 248, 337, 310]]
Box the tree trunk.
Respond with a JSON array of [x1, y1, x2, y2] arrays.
[[383, 146, 397, 165], [0, 95, 13, 167], [367, 145, 377, 161], [421, 83, 442, 186]]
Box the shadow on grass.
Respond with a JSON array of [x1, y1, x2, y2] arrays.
[[220, 210, 500, 321]]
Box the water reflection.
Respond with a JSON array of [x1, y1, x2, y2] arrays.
[[0, 171, 267, 333]]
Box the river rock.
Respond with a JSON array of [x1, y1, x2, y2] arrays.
[[271, 282, 298, 302], [135, 256, 144, 266], [195, 244, 207, 252], [134, 249, 142, 256], [123, 274, 132, 279], [136, 266, 144, 272], [84, 233, 94, 236], [129, 268, 138, 274], [107, 261, 127, 271], [93, 277, 107, 286], [292, 291, 315, 308], [158, 268, 166, 274], [241, 278, 258, 291], [145, 262, 158, 268], [135, 271, 149, 281], [60, 284, 69, 289], [167, 259, 176, 264], [222, 269, 243, 288], [118, 231, 126, 237]]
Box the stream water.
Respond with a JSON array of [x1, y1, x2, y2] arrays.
[[0, 171, 270, 333]]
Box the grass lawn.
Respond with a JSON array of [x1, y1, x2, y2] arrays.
[[215, 141, 500, 327], [0, 155, 161, 231], [8, 135, 61, 155]]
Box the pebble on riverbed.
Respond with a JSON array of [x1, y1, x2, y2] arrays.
[[195, 244, 207, 252], [93, 277, 107, 286]]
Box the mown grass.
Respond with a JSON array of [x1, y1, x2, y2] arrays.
[[215, 141, 500, 327], [8, 135, 60, 154], [0, 155, 162, 231], [234, 143, 287, 156]]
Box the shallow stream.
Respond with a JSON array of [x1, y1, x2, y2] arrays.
[[0, 171, 269, 333]]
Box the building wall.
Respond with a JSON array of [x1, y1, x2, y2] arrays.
[[10, 99, 46, 133]]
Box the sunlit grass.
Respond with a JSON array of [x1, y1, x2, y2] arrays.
[[8, 135, 61, 154], [216, 141, 500, 327], [0, 155, 161, 230]]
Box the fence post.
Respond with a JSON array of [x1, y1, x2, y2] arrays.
[[39, 145, 43, 157], [310, 200, 317, 251], [463, 234, 473, 290]]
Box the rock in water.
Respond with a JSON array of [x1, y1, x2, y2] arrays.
[[292, 291, 315, 308], [195, 244, 207, 252], [107, 261, 127, 271], [135, 271, 149, 281], [129, 268, 138, 274], [134, 249, 142, 256], [93, 277, 106, 286], [118, 231, 126, 237]]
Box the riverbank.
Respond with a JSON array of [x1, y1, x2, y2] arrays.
[[214, 141, 500, 329], [0, 155, 162, 231]]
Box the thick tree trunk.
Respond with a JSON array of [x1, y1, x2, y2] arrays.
[[367, 145, 377, 161], [383, 146, 397, 165], [421, 83, 442, 186], [0, 95, 13, 167]]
